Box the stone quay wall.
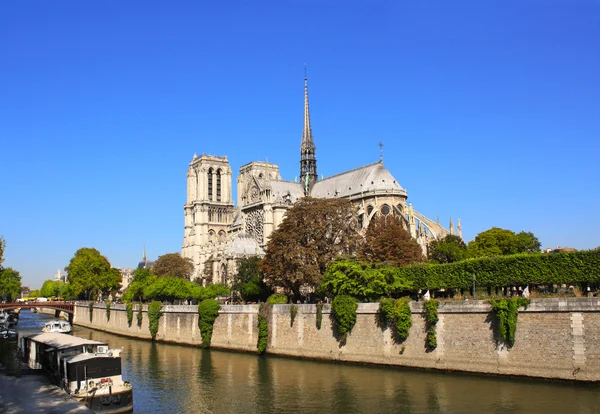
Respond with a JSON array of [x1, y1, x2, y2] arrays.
[[73, 298, 600, 382]]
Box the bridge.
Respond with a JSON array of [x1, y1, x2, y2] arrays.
[[0, 301, 75, 315]]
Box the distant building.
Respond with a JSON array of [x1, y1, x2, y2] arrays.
[[183, 76, 460, 285], [54, 268, 67, 283], [543, 246, 577, 254]]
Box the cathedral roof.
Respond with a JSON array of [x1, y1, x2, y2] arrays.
[[225, 233, 265, 256], [268, 180, 305, 203], [310, 162, 407, 199]]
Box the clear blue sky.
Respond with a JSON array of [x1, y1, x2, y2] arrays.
[[1, 1, 599, 289]]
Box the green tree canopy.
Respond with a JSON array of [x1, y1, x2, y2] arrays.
[[0, 268, 22, 301], [152, 253, 194, 280], [428, 234, 468, 264], [468, 227, 541, 258], [261, 197, 361, 299], [65, 247, 120, 300], [234, 257, 271, 303], [359, 215, 425, 266], [40, 280, 65, 298], [142, 276, 230, 303]]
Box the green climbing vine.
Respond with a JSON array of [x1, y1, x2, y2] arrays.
[[379, 298, 412, 342], [316, 303, 323, 330], [424, 300, 439, 351], [126, 302, 134, 327], [332, 295, 358, 345], [198, 299, 221, 348], [257, 315, 269, 354], [148, 301, 162, 339], [290, 304, 298, 327], [88, 301, 94, 323], [137, 303, 143, 327], [489, 297, 529, 347], [105, 302, 111, 322]]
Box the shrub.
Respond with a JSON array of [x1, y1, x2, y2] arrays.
[[105, 302, 111, 322], [126, 302, 133, 327], [137, 303, 143, 327], [266, 293, 288, 304], [489, 297, 529, 347], [316, 303, 323, 330], [148, 301, 162, 339], [379, 298, 412, 342], [198, 299, 221, 348], [257, 315, 269, 354], [290, 304, 298, 327], [88, 301, 94, 323], [424, 300, 439, 351], [332, 295, 358, 345]]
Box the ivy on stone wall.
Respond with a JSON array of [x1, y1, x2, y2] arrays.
[[126, 302, 134, 327], [148, 301, 162, 339], [424, 300, 439, 351], [316, 303, 323, 330], [290, 304, 298, 327], [257, 315, 269, 354], [379, 298, 412, 342], [106, 302, 111, 322], [489, 298, 529, 347], [332, 295, 358, 346], [88, 301, 94, 323], [198, 299, 221, 348], [137, 303, 143, 327]]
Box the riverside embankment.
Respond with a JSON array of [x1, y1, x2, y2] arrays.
[[73, 297, 600, 382]]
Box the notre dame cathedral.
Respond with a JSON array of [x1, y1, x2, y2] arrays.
[[182, 77, 461, 284]]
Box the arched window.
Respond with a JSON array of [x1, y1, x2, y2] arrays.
[[208, 168, 213, 201], [216, 169, 222, 201], [367, 205, 374, 217], [381, 204, 390, 216]]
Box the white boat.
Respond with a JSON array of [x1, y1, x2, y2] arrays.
[[42, 320, 72, 334], [20, 332, 133, 413]]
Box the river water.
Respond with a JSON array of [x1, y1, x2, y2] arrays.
[[20, 311, 600, 413]]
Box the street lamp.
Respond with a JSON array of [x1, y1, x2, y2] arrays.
[[472, 273, 476, 301]]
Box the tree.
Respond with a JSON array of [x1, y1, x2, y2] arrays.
[[0, 268, 21, 301], [468, 227, 541, 258], [65, 247, 120, 300], [359, 215, 425, 266], [428, 234, 468, 264], [234, 257, 271, 303], [261, 197, 361, 299], [152, 253, 194, 280], [40, 280, 65, 298], [122, 268, 155, 302]]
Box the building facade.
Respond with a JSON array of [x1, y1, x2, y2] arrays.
[[183, 78, 461, 284]]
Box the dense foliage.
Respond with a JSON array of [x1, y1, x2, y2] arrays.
[[142, 277, 229, 303], [316, 303, 323, 330], [126, 302, 134, 327], [0, 268, 22, 302], [468, 228, 541, 258], [331, 295, 358, 345], [359, 215, 425, 266], [490, 298, 529, 347], [122, 268, 153, 302], [235, 257, 271, 303], [40, 280, 65, 298], [266, 293, 288, 304], [148, 301, 162, 339], [65, 248, 121, 300], [88, 301, 94, 323], [290, 304, 298, 327], [257, 315, 269, 354], [261, 197, 361, 299], [152, 253, 194, 279], [428, 235, 468, 264], [198, 299, 221, 348], [106, 302, 111, 321], [379, 298, 412, 342], [137, 303, 143, 327], [361, 251, 600, 291], [424, 300, 439, 351], [320, 258, 413, 301]]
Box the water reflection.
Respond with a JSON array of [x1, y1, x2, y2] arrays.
[[68, 323, 600, 414]]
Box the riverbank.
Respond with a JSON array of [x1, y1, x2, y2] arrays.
[[73, 297, 600, 382], [0, 372, 92, 413]]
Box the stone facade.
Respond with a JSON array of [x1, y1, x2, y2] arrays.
[[182, 78, 460, 283], [74, 298, 600, 382]]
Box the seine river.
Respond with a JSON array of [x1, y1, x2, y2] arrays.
[[22, 312, 600, 413]]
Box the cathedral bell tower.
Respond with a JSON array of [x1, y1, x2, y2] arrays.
[[300, 75, 317, 195]]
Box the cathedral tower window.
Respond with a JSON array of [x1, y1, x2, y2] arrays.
[[216, 169, 222, 201], [208, 168, 213, 201], [381, 204, 390, 216]]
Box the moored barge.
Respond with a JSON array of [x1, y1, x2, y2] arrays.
[[20, 332, 133, 413]]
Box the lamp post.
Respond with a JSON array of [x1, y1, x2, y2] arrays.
[[472, 273, 476, 301]]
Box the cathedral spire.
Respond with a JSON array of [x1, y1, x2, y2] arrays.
[[300, 68, 317, 195], [143, 245, 147, 261]]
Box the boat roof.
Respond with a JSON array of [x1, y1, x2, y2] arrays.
[[65, 352, 116, 363], [24, 332, 106, 350]]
